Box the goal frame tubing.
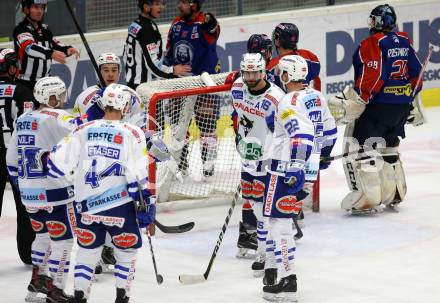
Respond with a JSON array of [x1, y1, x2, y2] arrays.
[[147, 83, 233, 195]]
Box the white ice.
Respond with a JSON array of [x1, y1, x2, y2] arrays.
[[1, 108, 440, 303]]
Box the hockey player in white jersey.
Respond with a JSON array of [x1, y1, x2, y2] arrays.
[[231, 53, 286, 272], [73, 52, 121, 119], [259, 57, 315, 301], [46, 83, 155, 303], [276, 55, 337, 234], [6, 77, 80, 302]]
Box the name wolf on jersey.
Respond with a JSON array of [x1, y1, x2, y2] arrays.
[[18, 134, 35, 145]]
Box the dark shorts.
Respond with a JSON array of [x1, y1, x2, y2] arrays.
[[353, 103, 411, 147], [75, 202, 142, 250], [241, 171, 266, 203]]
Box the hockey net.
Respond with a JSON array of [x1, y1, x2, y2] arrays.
[[137, 72, 319, 211]]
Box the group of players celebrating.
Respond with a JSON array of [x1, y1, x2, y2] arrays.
[[0, 0, 424, 302]]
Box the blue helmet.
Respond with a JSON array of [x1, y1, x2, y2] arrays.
[[247, 34, 272, 61], [368, 4, 397, 32], [272, 23, 299, 50]]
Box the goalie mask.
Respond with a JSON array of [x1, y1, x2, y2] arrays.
[[34, 77, 67, 108], [240, 53, 266, 89], [368, 4, 397, 32], [276, 55, 308, 85]]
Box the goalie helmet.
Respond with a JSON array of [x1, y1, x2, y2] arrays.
[[33, 77, 66, 107], [0, 48, 18, 74], [240, 53, 266, 73], [368, 4, 397, 31], [247, 34, 272, 62], [97, 52, 121, 70], [272, 23, 299, 50], [277, 55, 308, 84], [101, 84, 130, 112]]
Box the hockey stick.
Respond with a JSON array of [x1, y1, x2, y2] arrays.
[[137, 187, 164, 285], [321, 147, 367, 162], [154, 219, 195, 234], [63, 0, 105, 87], [411, 46, 433, 99], [179, 185, 241, 284]]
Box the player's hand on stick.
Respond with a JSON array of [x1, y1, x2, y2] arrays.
[[137, 204, 156, 229], [284, 163, 305, 193]]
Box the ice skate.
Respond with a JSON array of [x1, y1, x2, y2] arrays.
[[25, 266, 50, 303], [263, 268, 277, 286], [236, 221, 257, 259], [115, 288, 129, 303], [263, 274, 297, 302], [251, 254, 265, 278]]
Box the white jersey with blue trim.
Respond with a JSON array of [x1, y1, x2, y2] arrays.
[[288, 87, 337, 181], [72, 85, 101, 118], [47, 119, 149, 215], [6, 108, 80, 208], [230, 78, 285, 175]]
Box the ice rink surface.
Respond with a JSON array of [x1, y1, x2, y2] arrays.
[[1, 108, 440, 303]]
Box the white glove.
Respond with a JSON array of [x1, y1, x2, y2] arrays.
[[407, 95, 426, 127], [328, 85, 366, 125]]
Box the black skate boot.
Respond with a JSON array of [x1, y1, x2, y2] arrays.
[[102, 245, 116, 265], [263, 274, 297, 302], [263, 268, 277, 286], [251, 254, 265, 278], [46, 283, 74, 303], [73, 290, 87, 303], [26, 266, 50, 302], [115, 288, 129, 303], [236, 221, 257, 259]]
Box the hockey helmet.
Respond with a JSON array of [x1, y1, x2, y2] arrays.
[[247, 34, 272, 62], [21, 0, 47, 9], [97, 52, 121, 70], [138, 0, 166, 11], [272, 23, 299, 50], [33, 77, 66, 107], [277, 55, 308, 84], [0, 48, 18, 74], [240, 53, 266, 73], [100, 84, 131, 113], [368, 4, 397, 31]]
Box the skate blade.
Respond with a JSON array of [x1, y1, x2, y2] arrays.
[[263, 292, 298, 302], [253, 269, 264, 278], [236, 248, 257, 259], [350, 206, 383, 216], [25, 292, 46, 303]]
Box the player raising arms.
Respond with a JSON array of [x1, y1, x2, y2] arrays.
[[329, 4, 423, 214], [262, 56, 315, 302], [45, 84, 156, 303], [7, 77, 81, 302], [267, 23, 321, 91]]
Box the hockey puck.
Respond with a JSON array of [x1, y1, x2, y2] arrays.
[[157, 274, 164, 284]]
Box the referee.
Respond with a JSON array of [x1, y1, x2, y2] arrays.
[[13, 0, 80, 90], [123, 0, 191, 90], [0, 48, 35, 265]]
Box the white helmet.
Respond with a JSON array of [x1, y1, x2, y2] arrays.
[[33, 76, 66, 107], [240, 53, 266, 74], [97, 52, 121, 70], [101, 83, 131, 112], [277, 55, 308, 84]]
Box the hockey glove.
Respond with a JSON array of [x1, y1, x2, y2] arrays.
[[284, 162, 305, 193], [201, 13, 218, 35], [145, 132, 170, 162], [319, 139, 336, 170], [137, 204, 156, 228], [407, 95, 426, 127]]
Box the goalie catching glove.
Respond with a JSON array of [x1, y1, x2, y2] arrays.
[[145, 131, 170, 162], [328, 85, 366, 125]]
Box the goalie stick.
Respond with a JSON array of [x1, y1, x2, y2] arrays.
[[154, 219, 195, 234], [179, 186, 241, 284]]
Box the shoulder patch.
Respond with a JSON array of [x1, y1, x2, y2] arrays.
[[0, 84, 16, 98], [128, 22, 142, 37]]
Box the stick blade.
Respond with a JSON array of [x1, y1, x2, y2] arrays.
[[178, 274, 206, 285]]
